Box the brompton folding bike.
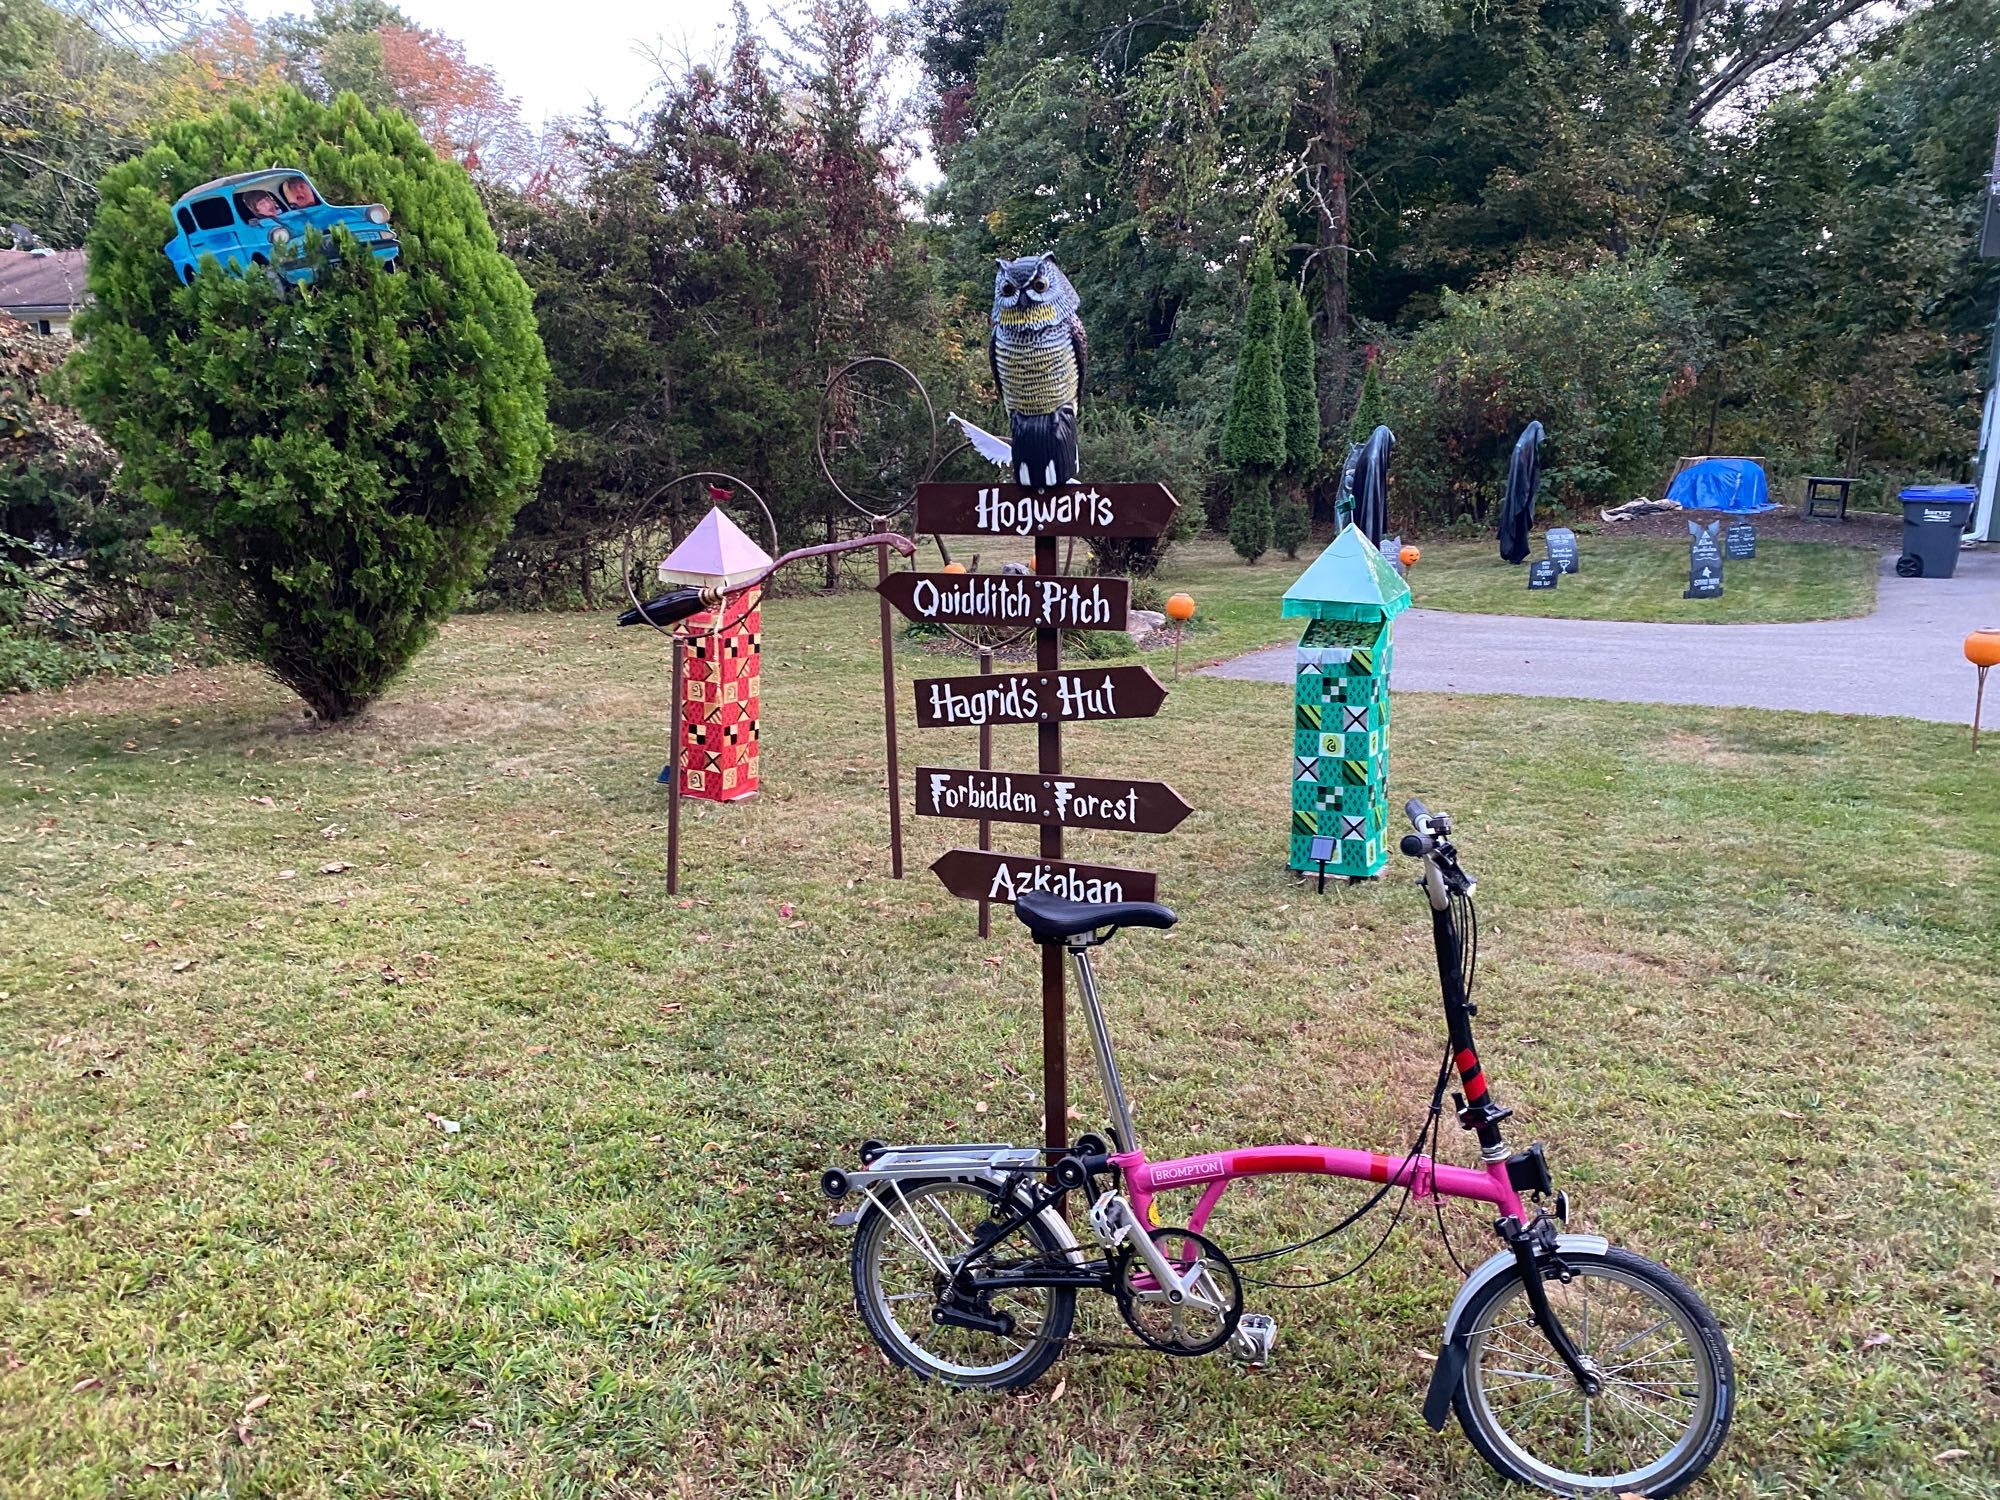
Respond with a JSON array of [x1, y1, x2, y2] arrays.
[[822, 802, 1735, 1497]]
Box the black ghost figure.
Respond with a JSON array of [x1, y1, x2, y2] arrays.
[[1498, 420, 1545, 565], [1352, 425, 1394, 547]]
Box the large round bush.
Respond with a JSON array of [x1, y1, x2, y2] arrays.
[[69, 90, 551, 719]]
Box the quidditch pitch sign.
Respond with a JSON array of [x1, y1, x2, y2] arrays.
[[877, 572, 1130, 632]]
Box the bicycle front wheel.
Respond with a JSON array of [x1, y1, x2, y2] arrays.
[[1453, 1246, 1734, 1497]]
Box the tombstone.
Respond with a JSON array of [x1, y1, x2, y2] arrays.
[[1382, 534, 1405, 577], [1684, 521, 1724, 600], [1725, 520, 1756, 560], [1545, 527, 1579, 574], [1528, 558, 1561, 590]]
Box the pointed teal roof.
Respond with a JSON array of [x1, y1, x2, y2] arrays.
[[1282, 524, 1412, 622]]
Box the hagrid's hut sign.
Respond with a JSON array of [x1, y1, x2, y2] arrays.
[[912, 665, 1168, 728]]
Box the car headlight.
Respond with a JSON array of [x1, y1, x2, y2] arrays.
[[367, 205, 389, 225], [268, 225, 291, 244]]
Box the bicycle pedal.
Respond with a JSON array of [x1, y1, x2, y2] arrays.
[[1227, 1313, 1277, 1367]]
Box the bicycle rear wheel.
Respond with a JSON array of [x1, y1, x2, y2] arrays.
[[1452, 1246, 1734, 1497], [851, 1177, 1075, 1391]]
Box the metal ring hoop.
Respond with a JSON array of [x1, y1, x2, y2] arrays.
[[815, 355, 935, 523], [620, 471, 779, 638]]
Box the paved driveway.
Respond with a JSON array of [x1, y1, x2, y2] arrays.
[[1204, 548, 2000, 725]]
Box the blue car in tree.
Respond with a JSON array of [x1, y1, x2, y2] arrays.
[[164, 169, 399, 286]]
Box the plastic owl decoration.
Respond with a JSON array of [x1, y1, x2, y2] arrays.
[[948, 253, 1087, 490]]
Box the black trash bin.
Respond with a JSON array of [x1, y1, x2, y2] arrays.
[[1896, 485, 1974, 578]]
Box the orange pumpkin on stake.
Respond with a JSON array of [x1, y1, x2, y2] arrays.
[[1400, 545, 1421, 568], [942, 562, 968, 575], [1165, 593, 1196, 622]]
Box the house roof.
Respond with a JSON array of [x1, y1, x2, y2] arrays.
[[181, 168, 314, 200], [0, 249, 89, 317], [657, 507, 775, 589], [1281, 523, 1412, 623]]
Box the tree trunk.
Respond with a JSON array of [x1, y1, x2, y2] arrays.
[[1306, 57, 1353, 435]]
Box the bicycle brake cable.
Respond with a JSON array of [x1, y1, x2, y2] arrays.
[[1235, 1042, 1456, 1287]]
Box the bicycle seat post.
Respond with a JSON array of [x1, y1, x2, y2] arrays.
[[1067, 936, 1138, 1155]]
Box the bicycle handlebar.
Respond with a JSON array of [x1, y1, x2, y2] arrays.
[[1404, 798, 1432, 830]]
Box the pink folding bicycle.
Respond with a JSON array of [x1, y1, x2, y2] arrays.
[[822, 801, 1736, 1497]]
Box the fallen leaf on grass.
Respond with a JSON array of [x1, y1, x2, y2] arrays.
[[525, 1045, 551, 1057], [71, 1376, 101, 1393], [170, 958, 194, 973], [1049, 1378, 1065, 1401], [984, 955, 1003, 968], [69, 1204, 92, 1219], [243, 1394, 270, 1414], [317, 861, 351, 875], [1936, 1449, 1970, 1463], [228, 1120, 251, 1140], [275, 869, 296, 881], [778, 902, 795, 918], [425, 1113, 461, 1134], [1861, 1331, 1891, 1349]]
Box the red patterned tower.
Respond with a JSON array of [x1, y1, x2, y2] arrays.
[[676, 598, 762, 800], [656, 508, 774, 802]]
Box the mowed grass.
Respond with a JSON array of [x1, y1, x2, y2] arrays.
[[2, 547, 1996, 1499], [1406, 537, 1880, 623]]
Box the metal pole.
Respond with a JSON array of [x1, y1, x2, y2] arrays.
[[1036, 533, 1066, 1159], [1173, 621, 1182, 681], [667, 636, 684, 895], [976, 648, 992, 940], [875, 520, 905, 879]]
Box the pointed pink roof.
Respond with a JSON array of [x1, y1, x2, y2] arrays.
[[657, 507, 775, 589]]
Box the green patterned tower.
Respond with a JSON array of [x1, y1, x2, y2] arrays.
[[1282, 525, 1412, 877]]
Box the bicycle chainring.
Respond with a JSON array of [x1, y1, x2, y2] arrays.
[[1113, 1227, 1244, 1356]]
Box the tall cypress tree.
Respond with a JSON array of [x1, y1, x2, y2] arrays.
[[1221, 251, 1286, 562], [1274, 288, 1318, 556]]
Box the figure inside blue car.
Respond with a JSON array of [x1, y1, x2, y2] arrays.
[[237, 188, 284, 221], [281, 177, 318, 210]]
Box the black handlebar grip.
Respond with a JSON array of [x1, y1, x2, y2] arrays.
[[1404, 798, 1432, 829], [1399, 832, 1430, 858]]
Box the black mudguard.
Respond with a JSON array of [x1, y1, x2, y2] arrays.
[[1422, 1339, 1468, 1430]]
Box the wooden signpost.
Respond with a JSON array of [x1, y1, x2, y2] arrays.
[[915, 481, 1179, 538], [912, 665, 1168, 728], [911, 476, 1185, 1166], [929, 849, 1160, 905], [876, 571, 1131, 631], [915, 767, 1193, 834]]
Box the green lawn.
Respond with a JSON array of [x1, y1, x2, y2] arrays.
[[2, 552, 1995, 1498], [1405, 536, 1881, 623]]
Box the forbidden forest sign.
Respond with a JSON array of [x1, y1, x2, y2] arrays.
[[913, 666, 1167, 728], [877, 571, 1131, 631], [929, 848, 1159, 905], [915, 767, 1193, 834], [915, 482, 1180, 539]]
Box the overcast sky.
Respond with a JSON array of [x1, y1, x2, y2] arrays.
[[233, 0, 760, 128]]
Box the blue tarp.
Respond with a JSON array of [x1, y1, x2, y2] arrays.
[[1666, 458, 1777, 513]]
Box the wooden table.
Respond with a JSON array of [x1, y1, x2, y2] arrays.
[[1803, 476, 1855, 520]]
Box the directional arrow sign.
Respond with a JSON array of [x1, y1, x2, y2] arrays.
[[877, 571, 1129, 631], [916, 482, 1181, 539], [929, 848, 1158, 906], [913, 665, 1167, 729], [915, 767, 1194, 834]]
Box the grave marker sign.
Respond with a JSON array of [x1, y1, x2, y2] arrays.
[[1725, 521, 1757, 559], [1528, 558, 1561, 590], [1545, 527, 1580, 574], [1685, 521, 1724, 599]]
